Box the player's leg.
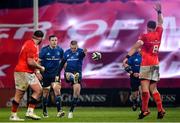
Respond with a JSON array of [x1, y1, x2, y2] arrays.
[[10, 89, 25, 121], [65, 72, 81, 118], [130, 90, 139, 111], [70, 83, 81, 111], [138, 66, 151, 119], [138, 85, 142, 110], [26, 73, 42, 120], [138, 79, 151, 119], [140, 80, 150, 110], [150, 82, 165, 119], [41, 78, 51, 118], [10, 72, 29, 121], [149, 65, 165, 119], [51, 77, 65, 117], [130, 75, 140, 111], [42, 87, 50, 117]]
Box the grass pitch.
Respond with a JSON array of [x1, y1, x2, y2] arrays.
[[0, 107, 180, 122]]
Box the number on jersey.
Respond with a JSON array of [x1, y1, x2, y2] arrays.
[[153, 45, 159, 53]]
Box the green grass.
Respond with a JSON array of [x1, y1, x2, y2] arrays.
[[0, 107, 180, 122]]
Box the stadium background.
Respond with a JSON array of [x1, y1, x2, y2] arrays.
[[0, 0, 180, 109]]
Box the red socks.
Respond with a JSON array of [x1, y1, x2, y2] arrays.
[[142, 92, 150, 112], [11, 100, 19, 113], [153, 92, 163, 112], [28, 104, 36, 109]]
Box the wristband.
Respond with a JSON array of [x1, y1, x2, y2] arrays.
[[124, 66, 132, 73], [157, 10, 161, 14]]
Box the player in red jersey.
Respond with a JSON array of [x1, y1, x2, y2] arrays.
[[123, 3, 165, 119], [9, 30, 45, 121]]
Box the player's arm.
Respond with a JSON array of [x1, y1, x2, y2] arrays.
[[58, 58, 66, 73], [26, 48, 45, 72], [79, 48, 88, 59], [56, 49, 65, 80], [34, 58, 43, 80], [123, 56, 133, 75], [58, 49, 66, 72], [154, 3, 163, 26], [123, 63, 133, 75], [123, 40, 143, 67], [83, 48, 88, 55], [27, 58, 45, 72], [127, 40, 143, 58]]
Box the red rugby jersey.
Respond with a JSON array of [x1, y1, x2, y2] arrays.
[[15, 39, 39, 73], [139, 26, 163, 66]]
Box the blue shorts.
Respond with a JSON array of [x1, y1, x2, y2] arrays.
[[130, 75, 140, 92], [42, 76, 60, 88]]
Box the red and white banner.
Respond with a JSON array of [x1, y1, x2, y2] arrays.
[[0, 1, 180, 88]]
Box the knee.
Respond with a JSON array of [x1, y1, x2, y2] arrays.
[[150, 87, 158, 94], [36, 88, 43, 96], [43, 89, 49, 97], [14, 91, 25, 103], [141, 86, 149, 92], [74, 89, 80, 97]]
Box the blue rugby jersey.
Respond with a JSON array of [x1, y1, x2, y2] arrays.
[[39, 45, 64, 77], [128, 52, 142, 73], [63, 48, 85, 73]]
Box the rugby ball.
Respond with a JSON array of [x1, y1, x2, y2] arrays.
[[92, 51, 102, 61]]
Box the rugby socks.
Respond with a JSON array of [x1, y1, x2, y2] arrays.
[[11, 100, 19, 113], [27, 97, 38, 113], [69, 97, 78, 112], [55, 95, 62, 112], [141, 92, 150, 112], [152, 92, 163, 112], [42, 96, 48, 113]]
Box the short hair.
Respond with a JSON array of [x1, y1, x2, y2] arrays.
[[49, 35, 56, 41], [147, 20, 156, 29], [33, 30, 44, 38], [70, 40, 77, 45]]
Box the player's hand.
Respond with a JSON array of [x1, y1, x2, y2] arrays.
[[133, 73, 139, 77], [40, 66, 45, 72], [36, 72, 43, 80], [154, 3, 161, 12], [83, 48, 88, 55]]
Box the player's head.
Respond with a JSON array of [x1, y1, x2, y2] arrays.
[[49, 35, 58, 48], [33, 30, 44, 45], [70, 40, 78, 52], [147, 20, 156, 32]]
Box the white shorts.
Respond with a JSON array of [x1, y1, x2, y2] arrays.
[[14, 72, 40, 91], [139, 65, 160, 82]]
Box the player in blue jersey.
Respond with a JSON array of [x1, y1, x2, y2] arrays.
[[59, 40, 87, 118], [38, 35, 64, 118], [123, 49, 142, 111]]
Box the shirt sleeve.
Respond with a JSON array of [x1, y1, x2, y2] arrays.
[[39, 48, 45, 59], [79, 48, 85, 59], [60, 49, 64, 59], [138, 34, 146, 42], [63, 51, 67, 61], [26, 45, 36, 59]]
